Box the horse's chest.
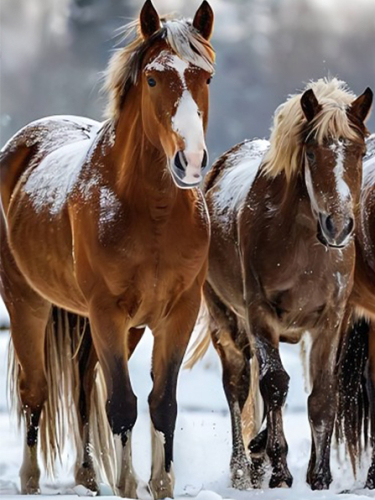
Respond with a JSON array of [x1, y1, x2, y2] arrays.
[[262, 244, 352, 331], [96, 204, 209, 298]]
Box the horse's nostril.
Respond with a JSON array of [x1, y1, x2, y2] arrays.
[[201, 150, 208, 169], [344, 217, 354, 237], [174, 151, 186, 172], [325, 215, 335, 237]]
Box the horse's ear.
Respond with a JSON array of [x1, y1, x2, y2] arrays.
[[349, 87, 373, 124], [301, 89, 321, 122], [140, 0, 161, 39], [193, 1, 214, 41]]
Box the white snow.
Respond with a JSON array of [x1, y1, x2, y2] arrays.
[[21, 116, 101, 216], [213, 139, 269, 216], [98, 186, 121, 236], [0, 297, 375, 499], [24, 139, 91, 215]]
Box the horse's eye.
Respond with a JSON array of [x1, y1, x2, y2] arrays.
[[147, 77, 156, 88], [207, 77, 212, 85], [306, 151, 315, 162]]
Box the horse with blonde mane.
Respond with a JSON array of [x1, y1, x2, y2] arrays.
[[336, 133, 375, 488], [0, 1, 214, 497], [196, 79, 372, 490]]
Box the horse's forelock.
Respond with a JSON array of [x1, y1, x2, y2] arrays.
[[261, 78, 365, 181], [103, 17, 215, 122]]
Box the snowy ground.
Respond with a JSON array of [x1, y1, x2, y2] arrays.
[[0, 302, 374, 500]]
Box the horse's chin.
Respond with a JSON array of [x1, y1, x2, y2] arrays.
[[169, 167, 201, 190]]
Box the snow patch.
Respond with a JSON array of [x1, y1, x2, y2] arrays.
[[24, 139, 89, 215], [213, 139, 269, 218]]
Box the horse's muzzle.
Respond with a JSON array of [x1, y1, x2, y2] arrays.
[[170, 150, 209, 189], [317, 213, 354, 248]]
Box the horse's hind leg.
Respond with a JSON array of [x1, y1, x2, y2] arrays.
[[1, 216, 50, 493], [73, 320, 99, 492], [204, 282, 252, 489], [366, 321, 375, 489]]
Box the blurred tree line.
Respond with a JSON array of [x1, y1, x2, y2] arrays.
[[1, 0, 374, 159]]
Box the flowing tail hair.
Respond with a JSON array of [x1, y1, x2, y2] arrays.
[[8, 307, 117, 489], [184, 298, 264, 444], [336, 317, 370, 475]]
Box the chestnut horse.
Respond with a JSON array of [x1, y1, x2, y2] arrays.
[[337, 133, 375, 488], [195, 79, 372, 490], [0, 1, 214, 497]]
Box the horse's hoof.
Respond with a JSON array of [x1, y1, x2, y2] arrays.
[[231, 467, 252, 490], [307, 473, 332, 491], [148, 478, 174, 499], [230, 456, 252, 490], [117, 476, 138, 498], [118, 483, 138, 498], [75, 465, 99, 493], [269, 469, 293, 488], [20, 470, 41, 494], [365, 464, 375, 489], [250, 459, 265, 488], [21, 481, 41, 495]]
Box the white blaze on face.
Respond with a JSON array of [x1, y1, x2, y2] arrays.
[[146, 51, 207, 185], [330, 140, 351, 202], [168, 55, 206, 184]]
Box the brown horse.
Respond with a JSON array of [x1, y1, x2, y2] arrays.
[[337, 133, 375, 488], [192, 79, 372, 490], [0, 0, 214, 497]]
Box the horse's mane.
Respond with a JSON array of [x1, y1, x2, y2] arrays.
[[104, 17, 215, 121], [262, 78, 363, 180]]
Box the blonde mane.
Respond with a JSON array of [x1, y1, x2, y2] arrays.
[[262, 78, 362, 180], [104, 17, 215, 121]]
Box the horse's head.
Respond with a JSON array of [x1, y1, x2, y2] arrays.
[[301, 86, 373, 248], [139, 0, 214, 189]]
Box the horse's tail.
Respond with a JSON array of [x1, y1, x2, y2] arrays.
[[336, 317, 370, 475], [183, 296, 264, 444], [184, 299, 212, 369], [241, 354, 264, 447], [8, 307, 116, 487]]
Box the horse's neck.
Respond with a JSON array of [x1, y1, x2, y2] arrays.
[[107, 89, 178, 205]]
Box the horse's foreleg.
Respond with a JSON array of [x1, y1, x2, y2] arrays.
[[75, 326, 99, 492], [306, 319, 341, 490], [89, 302, 138, 498], [148, 287, 202, 499], [366, 321, 375, 489], [10, 301, 51, 494], [249, 313, 292, 488]]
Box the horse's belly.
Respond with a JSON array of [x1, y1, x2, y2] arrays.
[[7, 204, 87, 314]]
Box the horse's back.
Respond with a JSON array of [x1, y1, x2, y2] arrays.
[[0, 115, 100, 211], [205, 139, 269, 219], [0, 115, 101, 314]]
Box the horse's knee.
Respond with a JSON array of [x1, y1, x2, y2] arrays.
[[19, 370, 47, 410], [260, 368, 290, 409], [106, 392, 137, 437], [148, 389, 177, 434], [308, 389, 336, 430]]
